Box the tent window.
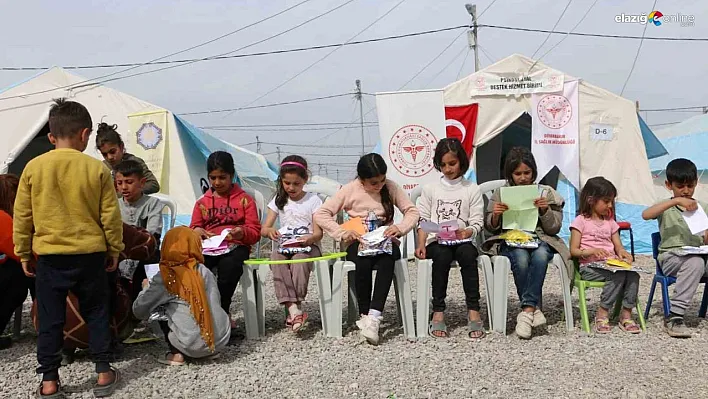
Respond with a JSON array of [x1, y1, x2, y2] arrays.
[[8, 122, 53, 176], [475, 113, 559, 189]]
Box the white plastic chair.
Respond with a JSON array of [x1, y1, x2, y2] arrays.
[[329, 238, 416, 339], [409, 185, 495, 338], [480, 180, 573, 333], [237, 187, 270, 339], [152, 193, 177, 229]]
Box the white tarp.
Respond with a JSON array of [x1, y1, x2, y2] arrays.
[[444, 54, 655, 206]]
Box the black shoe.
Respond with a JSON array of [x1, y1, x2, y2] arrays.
[[0, 336, 12, 350]]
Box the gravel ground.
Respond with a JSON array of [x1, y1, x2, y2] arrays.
[[3, 253, 708, 399]]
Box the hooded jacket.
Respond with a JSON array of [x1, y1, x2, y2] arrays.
[[189, 185, 261, 247]]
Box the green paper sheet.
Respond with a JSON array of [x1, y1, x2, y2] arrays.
[[500, 185, 539, 232]]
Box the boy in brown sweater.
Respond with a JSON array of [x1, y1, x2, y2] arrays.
[[14, 99, 124, 398]]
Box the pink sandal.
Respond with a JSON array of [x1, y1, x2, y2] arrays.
[[619, 318, 641, 334], [594, 317, 612, 334], [291, 313, 308, 333]]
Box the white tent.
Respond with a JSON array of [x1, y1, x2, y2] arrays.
[[444, 54, 657, 206], [0, 67, 277, 225]]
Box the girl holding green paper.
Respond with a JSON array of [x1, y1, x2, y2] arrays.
[[482, 147, 570, 339]]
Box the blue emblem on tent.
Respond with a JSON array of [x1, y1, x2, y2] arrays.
[[136, 122, 163, 150]]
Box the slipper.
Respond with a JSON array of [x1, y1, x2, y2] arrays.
[[123, 336, 159, 344], [93, 367, 121, 398], [157, 352, 186, 366], [467, 319, 486, 340], [618, 318, 641, 334], [36, 381, 65, 399], [428, 320, 449, 338], [594, 317, 612, 334], [291, 313, 308, 333]]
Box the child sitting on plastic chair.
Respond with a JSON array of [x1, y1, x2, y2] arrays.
[[414, 139, 485, 340], [570, 177, 640, 334], [261, 155, 323, 333]]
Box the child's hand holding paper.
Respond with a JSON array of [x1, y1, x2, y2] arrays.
[[420, 219, 459, 240], [500, 185, 539, 232]]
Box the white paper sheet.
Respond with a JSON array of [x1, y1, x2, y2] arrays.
[[202, 229, 231, 249], [144, 264, 160, 281], [681, 206, 708, 235], [419, 220, 459, 239]]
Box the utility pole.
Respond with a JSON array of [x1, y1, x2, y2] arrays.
[[355, 79, 365, 155], [276, 146, 281, 163], [465, 4, 480, 72], [336, 169, 340, 182], [317, 163, 322, 174], [256, 135, 261, 154]]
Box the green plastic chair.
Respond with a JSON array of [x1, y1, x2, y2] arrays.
[[573, 261, 646, 333]]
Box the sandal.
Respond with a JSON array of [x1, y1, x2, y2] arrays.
[[93, 367, 121, 398], [618, 318, 641, 334], [594, 317, 612, 334], [291, 313, 308, 333], [36, 381, 65, 399], [467, 319, 486, 340], [428, 320, 449, 338], [158, 352, 186, 366]]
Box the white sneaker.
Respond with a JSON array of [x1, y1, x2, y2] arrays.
[[516, 311, 534, 339], [532, 309, 547, 327], [356, 315, 381, 345]]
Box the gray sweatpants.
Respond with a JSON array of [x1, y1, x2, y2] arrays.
[[579, 267, 640, 310], [660, 253, 708, 316]]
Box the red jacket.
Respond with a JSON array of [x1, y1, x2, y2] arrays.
[[0, 210, 20, 263], [189, 185, 261, 247]]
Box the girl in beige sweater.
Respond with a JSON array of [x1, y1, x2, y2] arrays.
[[314, 153, 419, 345]]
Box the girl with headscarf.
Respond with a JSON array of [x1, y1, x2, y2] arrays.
[[133, 227, 231, 365]]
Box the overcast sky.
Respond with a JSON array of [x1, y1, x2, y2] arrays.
[[1, 0, 706, 181]]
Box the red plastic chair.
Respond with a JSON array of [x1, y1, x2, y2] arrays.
[[609, 209, 634, 261]]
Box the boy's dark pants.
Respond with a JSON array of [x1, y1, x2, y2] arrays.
[[35, 253, 112, 381]]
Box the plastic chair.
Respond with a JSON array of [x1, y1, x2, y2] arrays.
[[480, 181, 574, 333], [573, 260, 646, 333], [242, 253, 346, 338], [408, 185, 494, 338], [609, 208, 634, 261], [644, 232, 708, 320], [329, 239, 416, 339], [152, 193, 177, 229]]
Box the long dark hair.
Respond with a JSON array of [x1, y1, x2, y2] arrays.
[[578, 176, 617, 218], [275, 155, 309, 210], [0, 174, 20, 216], [357, 153, 393, 225], [503, 146, 538, 186], [95, 122, 124, 149], [207, 151, 236, 177]]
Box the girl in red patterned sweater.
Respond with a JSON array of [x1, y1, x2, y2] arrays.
[[190, 151, 261, 330]]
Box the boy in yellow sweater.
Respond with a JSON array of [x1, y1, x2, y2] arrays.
[[13, 99, 124, 398]]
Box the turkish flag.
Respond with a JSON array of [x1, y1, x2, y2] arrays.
[[444, 104, 478, 158]]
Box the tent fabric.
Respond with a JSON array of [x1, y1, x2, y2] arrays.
[[649, 114, 708, 171], [0, 67, 276, 223], [443, 54, 657, 206], [638, 114, 668, 160]]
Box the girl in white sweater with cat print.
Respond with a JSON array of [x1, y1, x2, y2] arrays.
[[414, 138, 485, 340]]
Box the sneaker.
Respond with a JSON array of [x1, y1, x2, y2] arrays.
[[356, 315, 381, 345], [532, 309, 547, 327], [665, 316, 692, 338], [515, 311, 534, 339]]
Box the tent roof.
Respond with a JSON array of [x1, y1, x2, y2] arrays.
[[649, 113, 708, 171], [442, 53, 657, 206]]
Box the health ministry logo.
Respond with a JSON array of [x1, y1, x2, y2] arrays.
[[648, 10, 663, 26], [615, 10, 694, 27]]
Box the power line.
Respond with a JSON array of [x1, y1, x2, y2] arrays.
[[399, 29, 467, 90], [246, 141, 370, 148], [423, 43, 468, 87], [0, 0, 359, 101], [477, 24, 708, 41], [620, 0, 658, 95], [178, 93, 353, 115], [531, 0, 599, 67], [0, 26, 468, 73], [530, 0, 573, 59], [227, 0, 408, 117], [456, 49, 471, 79]]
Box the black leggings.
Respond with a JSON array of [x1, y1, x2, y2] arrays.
[[346, 242, 401, 313], [0, 259, 30, 334], [204, 246, 249, 314], [426, 242, 480, 312]]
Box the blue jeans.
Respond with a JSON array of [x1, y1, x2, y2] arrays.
[[501, 242, 553, 309]]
